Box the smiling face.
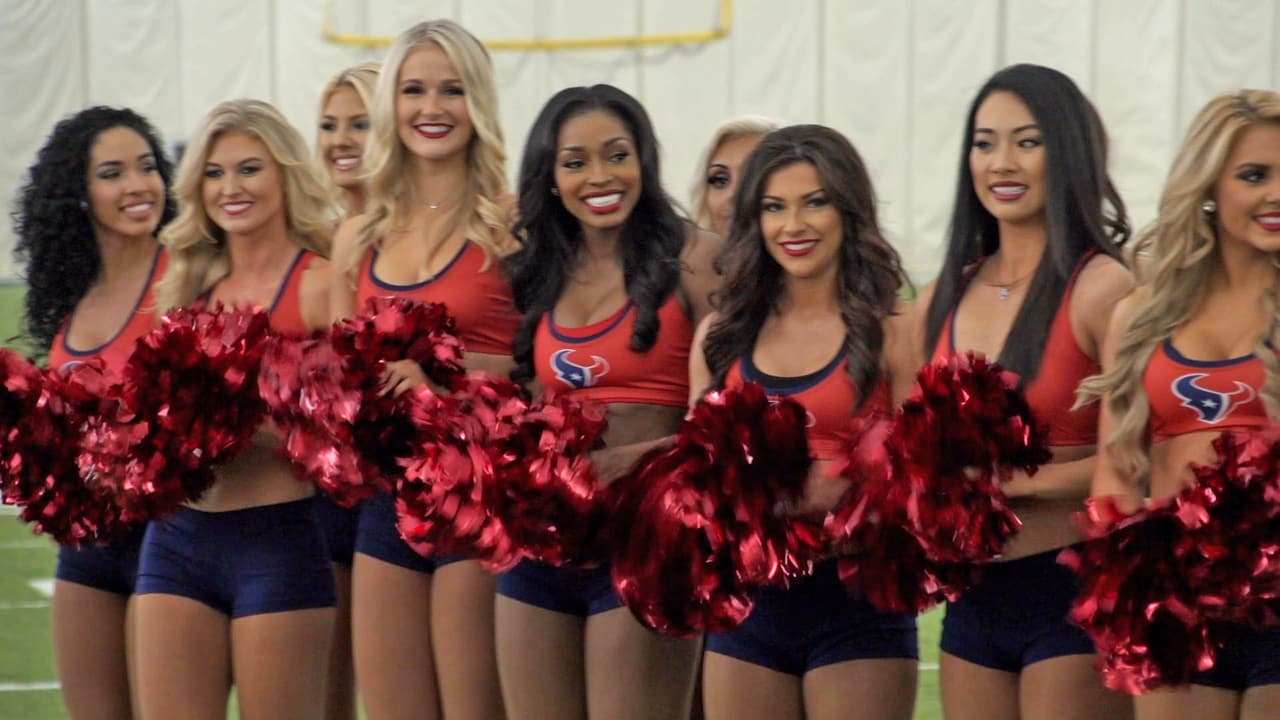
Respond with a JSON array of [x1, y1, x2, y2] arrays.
[[1212, 122, 1280, 254], [969, 90, 1048, 228], [705, 133, 764, 238], [758, 161, 843, 282], [85, 126, 166, 240], [552, 109, 642, 234], [318, 85, 370, 190], [200, 130, 285, 237], [394, 43, 472, 163]]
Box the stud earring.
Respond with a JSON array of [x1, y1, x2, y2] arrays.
[[78, 200, 89, 210], [1201, 199, 1217, 214], [550, 187, 560, 197]]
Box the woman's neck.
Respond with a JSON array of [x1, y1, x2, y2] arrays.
[[342, 185, 366, 217], [990, 219, 1047, 280], [224, 214, 297, 280], [93, 230, 155, 286], [779, 268, 841, 316], [1213, 238, 1279, 299], [406, 151, 469, 212]]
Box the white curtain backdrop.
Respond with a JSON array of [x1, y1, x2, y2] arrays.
[[2, 0, 1278, 279]]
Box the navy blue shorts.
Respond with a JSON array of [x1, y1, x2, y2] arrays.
[[354, 491, 467, 573], [497, 560, 622, 617], [135, 497, 336, 618], [1190, 623, 1280, 690], [706, 560, 918, 676], [941, 545, 1096, 672], [314, 493, 360, 565], [55, 526, 146, 597]]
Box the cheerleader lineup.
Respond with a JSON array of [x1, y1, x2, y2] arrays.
[[4, 15, 1280, 720]]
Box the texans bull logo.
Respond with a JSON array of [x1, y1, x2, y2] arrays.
[[551, 349, 610, 389], [1172, 373, 1256, 424]]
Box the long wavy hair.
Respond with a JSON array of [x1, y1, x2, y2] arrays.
[[505, 84, 688, 383], [316, 61, 380, 211], [689, 115, 781, 230], [12, 106, 177, 354], [155, 99, 335, 310], [701, 124, 908, 403], [924, 63, 1129, 379], [346, 19, 507, 282], [1078, 89, 1280, 484]]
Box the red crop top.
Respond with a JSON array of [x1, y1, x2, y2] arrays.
[[1143, 339, 1268, 443], [48, 247, 166, 377], [725, 351, 891, 461], [201, 249, 318, 336], [356, 241, 518, 355], [935, 255, 1099, 446], [532, 296, 692, 408]]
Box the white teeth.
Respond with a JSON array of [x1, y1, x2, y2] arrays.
[[334, 157, 359, 170], [992, 185, 1028, 198], [783, 241, 818, 251], [584, 193, 622, 208], [122, 202, 153, 214], [222, 202, 252, 214], [417, 124, 450, 134]]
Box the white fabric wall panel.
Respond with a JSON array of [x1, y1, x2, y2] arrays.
[[87, 1, 182, 145], [640, 0, 731, 210], [545, 1, 641, 96], [274, 0, 379, 155], [823, 2, 912, 245], [906, 0, 1000, 276], [177, 1, 273, 137], [730, 0, 820, 123], [458, 2, 550, 189], [1003, 0, 1094, 93], [1094, 0, 1180, 234], [1179, 0, 1276, 133], [0, 0, 86, 278], [366, 0, 457, 38]]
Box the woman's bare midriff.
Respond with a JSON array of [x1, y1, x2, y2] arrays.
[[599, 402, 686, 447], [998, 443, 1094, 560], [1148, 430, 1224, 502], [187, 439, 313, 512]]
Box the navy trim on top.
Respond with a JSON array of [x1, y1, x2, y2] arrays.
[[1162, 338, 1256, 368], [548, 301, 634, 344], [60, 245, 163, 357], [741, 349, 846, 395], [369, 240, 470, 291]]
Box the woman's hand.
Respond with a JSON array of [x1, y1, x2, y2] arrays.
[[379, 359, 428, 397]]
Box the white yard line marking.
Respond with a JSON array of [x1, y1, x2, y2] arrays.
[[0, 601, 50, 610], [0, 540, 48, 550], [0, 681, 59, 692], [27, 579, 54, 598]]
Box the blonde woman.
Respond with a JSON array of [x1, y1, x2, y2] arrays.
[[136, 98, 337, 719], [689, 116, 779, 238], [314, 60, 379, 720], [318, 61, 379, 216], [329, 19, 516, 720], [1083, 89, 1280, 720]]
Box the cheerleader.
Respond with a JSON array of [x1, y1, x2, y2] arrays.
[[314, 60, 379, 720], [687, 124, 919, 720], [136, 98, 336, 719], [11, 106, 176, 720], [328, 20, 513, 720], [689, 116, 779, 238], [498, 83, 720, 720], [917, 64, 1134, 720], [1082, 89, 1280, 719]]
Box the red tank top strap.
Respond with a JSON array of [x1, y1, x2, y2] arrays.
[[268, 250, 316, 337], [48, 246, 167, 377]]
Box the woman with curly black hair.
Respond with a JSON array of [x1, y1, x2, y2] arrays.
[[689, 124, 920, 720], [11, 105, 175, 720], [497, 83, 720, 719]]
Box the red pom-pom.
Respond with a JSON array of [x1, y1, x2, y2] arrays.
[[78, 306, 270, 522], [489, 392, 610, 567], [610, 383, 824, 636], [394, 377, 527, 571], [828, 353, 1049, 612], [1062, 427, 1280, 693], [263, 298, 466, 505], [0, 354, 132, 543]]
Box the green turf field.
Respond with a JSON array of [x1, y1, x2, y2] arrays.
[[0, 283, 945, 719]]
